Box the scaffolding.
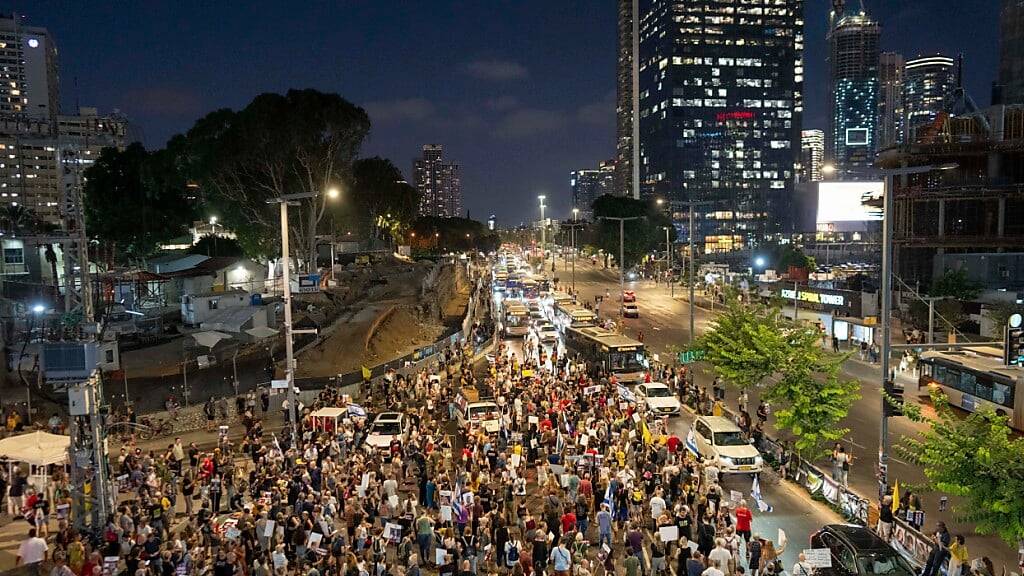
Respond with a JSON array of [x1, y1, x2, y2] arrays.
[[67, 371, 112, 532]]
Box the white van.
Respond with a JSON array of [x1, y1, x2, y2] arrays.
[[689, 416, 763, 473]]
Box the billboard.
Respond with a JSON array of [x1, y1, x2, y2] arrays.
[[816, 181, 884, 224]]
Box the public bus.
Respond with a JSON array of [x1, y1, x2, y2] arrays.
[[564, 325, 648, 384], [502, 300, 531, 338], [553, 302, 598, 332], [917, 348, 1024, 430]]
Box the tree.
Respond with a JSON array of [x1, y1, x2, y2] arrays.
[[908, 297, 966, 332], [590, 194, 673, 269], [83, 143, 194, 262], [984, 301, 1024, 334], [695, 294, 792, 390], [698, 291, 860, 457], [897, 392, 1024, 547], [409, 216, 497, 253], [188, 234, 245, 258], [764, 343, 860, 458], [350, 157, 420, 246], [178, 89, 370, 267], [930, 269, 982, 301]]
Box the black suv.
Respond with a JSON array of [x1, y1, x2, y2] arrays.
[[809, 525, 916, 576]]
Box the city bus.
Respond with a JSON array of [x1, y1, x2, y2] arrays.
[[564, 325, 648, 384], [502, 300, 531, 338], [917, 349, 1024, 431], [553, 302, 598, 332]]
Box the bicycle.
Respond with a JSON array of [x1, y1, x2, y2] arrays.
[[137, 415, 174, 440]]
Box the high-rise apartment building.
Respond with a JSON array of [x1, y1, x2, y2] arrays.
[[570, 159, 615, 221], [0, 15, 59, 120], [903, 55, 956, 142], [827, 1, 881, 176], [0, 15, 127, 227], [877, 52, 905, 149], [994, 0, 1024, 105], [633, 0, 804, 253], [413, 144, 462, 219], [800, 130, 825, 183], [615, 0, 639, 198]]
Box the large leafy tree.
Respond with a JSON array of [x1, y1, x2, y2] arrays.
[[83, 143, 194, 262], [697, 292, 860, 457], [178, 89, 370, 267], [350, 157, 420, 246], [898, 393, 1024, 547], [590, 194, 673, 269], [409, 216, 499, 253]]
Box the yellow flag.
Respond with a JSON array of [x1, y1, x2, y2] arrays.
[[891, 480, 900, 514], [641, 420, 653, 445], [361, 366, 371, 381]]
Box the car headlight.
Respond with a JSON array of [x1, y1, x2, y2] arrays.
[[754, 456, 763, 465], [719, 456, 734, 465]]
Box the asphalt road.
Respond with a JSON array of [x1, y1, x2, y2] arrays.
[[539, 256, 1018, 570], [495, 331, 843, 573]]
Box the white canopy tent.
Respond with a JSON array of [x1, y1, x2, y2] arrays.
[[0, 431, 70, 500], [0, 430, 69, 466], [191, 330, 233, 349], [309, 407, 346, 433]]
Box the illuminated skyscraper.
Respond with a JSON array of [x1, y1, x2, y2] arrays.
[[903, 55, 956, 142], [633, 0, 804, 253], [827, 1, 881, 176], [877, 52, 905, 149], [615, 0, 639, 198], [414, 145, 462, 218], [800, 130, 825, 183]]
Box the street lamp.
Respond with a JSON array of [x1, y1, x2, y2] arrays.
[[853, 162, 957, 496], [754, 256, 766, 269], [572, 208, 579, 293], [822, 163, 836, 178], [209, 216, 220, 256], [663, 226, 673, 297], [538, 195, 547, 265], [267, 189, 338, 448]]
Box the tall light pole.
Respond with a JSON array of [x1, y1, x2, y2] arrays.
[[675, 201, 711, 344], [269, 187, 338, 448], [599, 216, 642, 316], [664, 226, 673, 297], [538, 195, 547, 268], [857, 162, 957, 496], [209, 216, 219, 256], [572, 208, 579, 294]]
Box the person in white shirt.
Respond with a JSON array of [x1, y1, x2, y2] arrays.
[[709, 538, 734, 573], [649, 488, 667, 525], [703, 560, 726, 576], [792, 552, 815, 576], [16, 528, 48, 569]]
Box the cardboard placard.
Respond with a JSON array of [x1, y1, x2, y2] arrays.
[[730, 490, 743, 503], [385, 522, 403, 542], [659, 526, 679, 542], [440, 505, 452, 521], [264, 520, 276, 538], [803, 549, 832, 568]]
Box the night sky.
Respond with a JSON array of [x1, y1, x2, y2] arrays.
[[11, 0, 1000, 225]]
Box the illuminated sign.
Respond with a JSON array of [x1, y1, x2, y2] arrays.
[[816, 181, 884, 224], [781, 288, 845, 307], [716, 111, 756, 122]]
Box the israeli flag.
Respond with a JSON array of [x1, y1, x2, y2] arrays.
[[617, 384, 636, 403], [347, 404, 367, 417], [685, 427, 700, 456], [751, 475, 774, 513]]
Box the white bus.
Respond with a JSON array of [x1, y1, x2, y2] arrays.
[[553, 302, 598, 332], [918, 348, 1024, 431], [564, 325, 648, 384], [502, 301, 531, 338]]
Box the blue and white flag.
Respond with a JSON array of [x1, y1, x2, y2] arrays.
[[685, 427, 700, 456], [751, 475, 774, 513], [347, 404, 367, 417], [617, 384, 636, 403]]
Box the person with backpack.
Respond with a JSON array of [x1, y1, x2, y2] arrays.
[[504, 534, 522, 570]]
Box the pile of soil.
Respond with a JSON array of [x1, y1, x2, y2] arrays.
[[365, 307, 447, 363]]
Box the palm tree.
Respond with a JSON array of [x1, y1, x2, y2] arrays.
[[0, 204, 33, 235]]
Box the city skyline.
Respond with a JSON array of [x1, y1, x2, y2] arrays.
[[4, 0, 1002, 223]]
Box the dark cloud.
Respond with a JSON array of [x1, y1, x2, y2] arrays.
[[122, 85, 205, 118], [485, 95, 522, 111], [364, 98, 436, 124], [463, 59, 530, 81], [576, 90, 615, 127], [492, 108, 567, 139]]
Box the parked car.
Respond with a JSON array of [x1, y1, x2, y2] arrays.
[[365, 412, 409, 455], [690, 416, 763, 473], [622, 290, 636, 302], [809, 524, 916, 576], [636, 382, 681, 415], [622, 302, 639, 318], [535, 321, 559, 343]]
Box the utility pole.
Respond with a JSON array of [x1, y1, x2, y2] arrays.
[[68, 372, 113, 533], [664, 226, 673, 298], [676, 201, 711, 344], [598, 216, 642, 315], [921, 296, 944, 344], [873, 162, 956, 496], [538, 195, 547, 269], [793, 280, 800, 321]]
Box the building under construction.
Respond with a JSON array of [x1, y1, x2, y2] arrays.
[[879, 104, 1024, 291]]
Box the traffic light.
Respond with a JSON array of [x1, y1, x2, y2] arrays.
[[883, 379, 904, 417], [1004, 313, 1023, 366]]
